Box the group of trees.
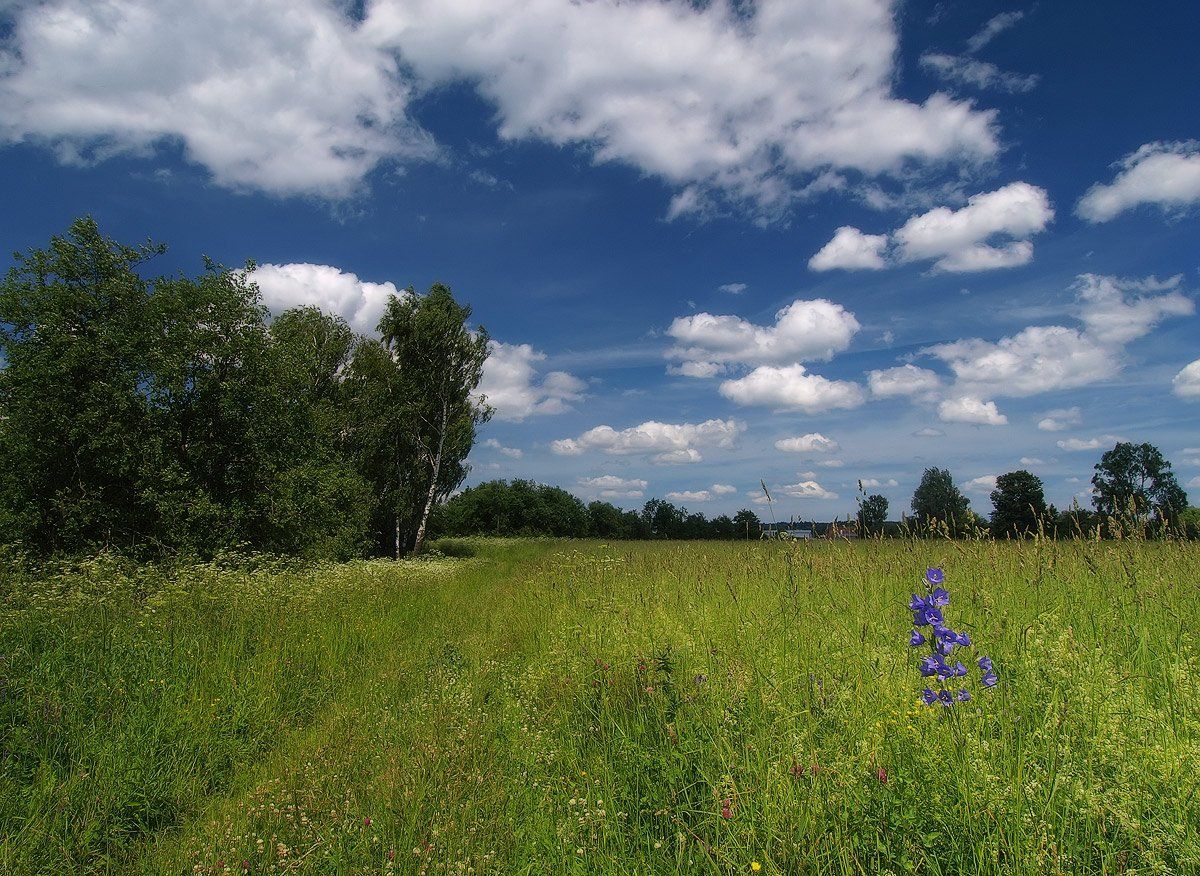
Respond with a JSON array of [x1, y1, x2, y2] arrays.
[[0, 219, 489, 558], [444, 443, 1194, 543], [433, 479, 763, 540], [907, 443, 1190, 538]]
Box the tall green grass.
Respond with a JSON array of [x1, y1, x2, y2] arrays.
[[1, 538, 1198, 874]]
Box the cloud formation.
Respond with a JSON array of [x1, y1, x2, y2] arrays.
[[552, 418, 744, 464], [250, 262, 403, 334], [479, 342, 587, 422], [0, 0, 999, 208], [966, 11, 1026, 53], [774, 433, 840, 453], [1057, 435, 1124, 452], [0, 0, 432, 196], [1075, 273, 1193, 346], [807, 227, 888, 271], [578, 475, 647, 499], [483, 438, 523, 459], [938, 396, 1008, 425], [920, 273, 1192, 403], [776, 480, 839, 501], [867, 364, 942, 399], [810, 183, 1053, 272], [1077, 142, 1200, 222], [1174, 359, 1200, 399], [919, 53, 1039, 94], [666, 484, 735, 503], [719, 365, 866, 413], [667, 299, 861, 373], [1037, 407, 1082, 432]]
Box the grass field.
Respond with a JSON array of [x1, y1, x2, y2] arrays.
[[2, 538, 1199, 875]]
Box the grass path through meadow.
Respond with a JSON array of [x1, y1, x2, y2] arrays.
[[4, 539, 1200, 874]]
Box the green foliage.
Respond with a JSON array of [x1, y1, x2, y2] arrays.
[[911, 467, 972, 534], [732, 507, 761, 538], [435, 479, 590, 537], [0, 219, 489, 559], [368, 284, 492, 555], [989, 469, 1048, 537], [1091, 441, 1188, 525], [857, 492, 888, 535], [587, 499, 644, 539]]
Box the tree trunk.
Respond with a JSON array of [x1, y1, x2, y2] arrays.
[[412, 402, 448, 555]]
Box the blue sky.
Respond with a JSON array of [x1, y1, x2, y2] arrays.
[[2, 0, 1199, 518]]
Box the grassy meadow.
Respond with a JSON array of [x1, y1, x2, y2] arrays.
[[2, 538, 1199, 875]]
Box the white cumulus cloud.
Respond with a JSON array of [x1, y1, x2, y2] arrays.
[[250, 263, 403, 335], [774, 433, 840, 453], [719, 365, 866, 413], [0, 0, 1000, 209], [808, 226, 888, 271], [1075, 273, 1194, 346], [1037, 406, 1082, 432], [938, 396, 1008, 425], [811, 182, 1053, 273], [922, 273, 1192, 402], [1174, 359, 1200, 399], [666, 490, 713, 503], [963, 474, 998, 493], [867, 364, 942, 399], [924, 327, 1116, 398], [552, 418, 744, 464], [578, 475, 648, 499], [479, 342, 586, 422], [892, 182, 1053, 271], [859, 478, 899, 488], [777, 480, 839, 501], [711, 483, 737, 495], [667, 299, 861, 372], [1056, 435, 1125, 452], [483, 439, 523, 459], [0, 0, 432, 197], [1077, 141, 1200, 222]]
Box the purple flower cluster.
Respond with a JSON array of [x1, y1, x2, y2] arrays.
[[909, 567, 997, 706]]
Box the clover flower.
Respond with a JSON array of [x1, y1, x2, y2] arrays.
[[908, 568, 997, 706]]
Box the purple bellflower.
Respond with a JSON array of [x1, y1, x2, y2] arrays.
[[909, 568, 997, 706]]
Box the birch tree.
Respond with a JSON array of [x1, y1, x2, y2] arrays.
[[377, 284, 491, 555]]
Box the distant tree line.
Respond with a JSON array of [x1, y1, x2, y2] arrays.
[[432, 480, 764, 540], [907, 443, 1191, 538], [440, 443, 1195, 542], [0, 218, 489, 559]]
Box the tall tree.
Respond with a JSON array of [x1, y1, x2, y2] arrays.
[[0, 218, 164, 552], [732, 508, 760, 539], [858, 493, 889, 536], [376, 284, 491, 555], [989, 470, 1048, 537], [1091, 442, 1188, 523], [911, 468, 971, 534]]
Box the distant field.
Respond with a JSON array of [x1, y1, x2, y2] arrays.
[[2, 539, 1199, 875]]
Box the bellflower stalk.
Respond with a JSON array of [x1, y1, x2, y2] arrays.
[[908, 567, 997, 706]]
